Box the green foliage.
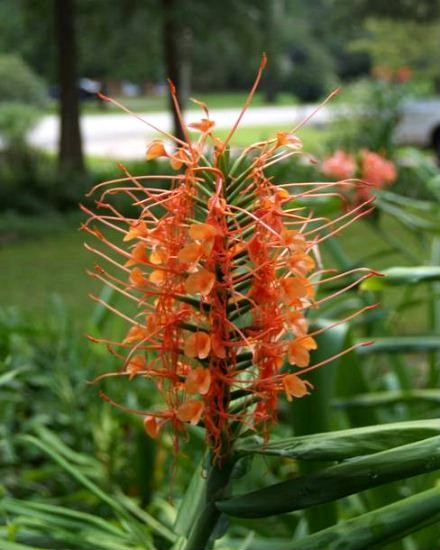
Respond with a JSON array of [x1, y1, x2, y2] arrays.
[[0, 102, 40, 149], [349, 18, 440, 88], [0, 54, 46, 106], [329, 78, 408, 155]]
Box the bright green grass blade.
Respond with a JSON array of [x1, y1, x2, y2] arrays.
[[293, 486, 440, 550], [1, 498, 127, 538], [172, 456, 205, 542], [0, 540, 49, 550], [334, 390, 440, 408], [356, 335, 440, 354], [34, 425, 101, 468], [361, 267, 440, 290], [217, 436, 440, 518], [17, 434, 173, 545], [236, 419, 440, 461]]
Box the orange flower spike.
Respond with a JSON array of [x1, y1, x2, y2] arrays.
[[176, 400, 204, 425], [84, 57, 374, 455], [283, 374, 312, 401], [184, 268, 215, 296], [184, 332, 211, 359], [287, 336, 317, 368], [185, 367, 211, 395], [143, 415, 161, 438], [146, 140, 168, 161]]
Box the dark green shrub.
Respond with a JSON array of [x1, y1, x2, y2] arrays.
[[0, 54, 46, 106]]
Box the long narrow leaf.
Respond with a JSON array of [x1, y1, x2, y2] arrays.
[[334, 390, 440, 408], [356, 336, 440, 354], [361, 266, 440, 290], [217, 436, 440, 518], [293, 486, 440, 549], [236, 419, 440, 461]]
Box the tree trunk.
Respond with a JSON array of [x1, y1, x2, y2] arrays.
[[54, 0, 85, 172], [162, 0, 185, 141]]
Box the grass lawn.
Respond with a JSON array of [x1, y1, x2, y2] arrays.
[[0, 220, 99, 323], [0, 209, 429, 333]]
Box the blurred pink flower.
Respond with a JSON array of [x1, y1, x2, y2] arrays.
[[361, 150, 397, 188], [322, 150, 356, 180]]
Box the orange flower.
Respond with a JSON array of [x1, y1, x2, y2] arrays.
[[281, 229, 307, 251], [280, 276, 310, 304], [288, 336, 317, 367], [176, 400, 204, 425], [124, 220, 148, 242], [129, 267, 147, 287], [283, 374, 312, 401], [143, 415, 161, 438], [177, 243, 203, 264], [149, 248, 167, 265], [211, 334, 226, 359], [184, 269, 215, 296], [126, 355, 146, 380], [146, 140, 167, 160], [184, 332, 211, 359], [148, 269, 166, 287], [188, 119, 215, 133], [286, 310, 308, 335], [125, 242, 148, 266], [276, 132, 302, 150], [123, 325, 147, 344], [185, 367, 211, 395]]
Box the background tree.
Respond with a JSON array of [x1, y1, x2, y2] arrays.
[[54, 0, 84, 173]]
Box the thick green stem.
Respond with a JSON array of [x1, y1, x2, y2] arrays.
[[184, 453, 235, 550]]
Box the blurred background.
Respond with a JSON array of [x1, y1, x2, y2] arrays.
[[1, 1, 440, 549]]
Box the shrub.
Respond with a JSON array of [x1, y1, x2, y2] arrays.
[[0, 54, 46, 106]]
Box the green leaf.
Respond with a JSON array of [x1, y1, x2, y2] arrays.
[[334, 390, 440, 408], [287, 321, 346, 532], [236, 419, 440, 461], [361, 267, 440, 290], [16, 433, 174, 545], [173, 456, 206, 541], [0, 539, 49, 550], [217, 436, 440, 518], [1, 498, 127, 538], [293, 486, 440, 550], [356, 336, 440, 354]]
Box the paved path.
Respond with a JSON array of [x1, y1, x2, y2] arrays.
[[28, 104, 333, 159]]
